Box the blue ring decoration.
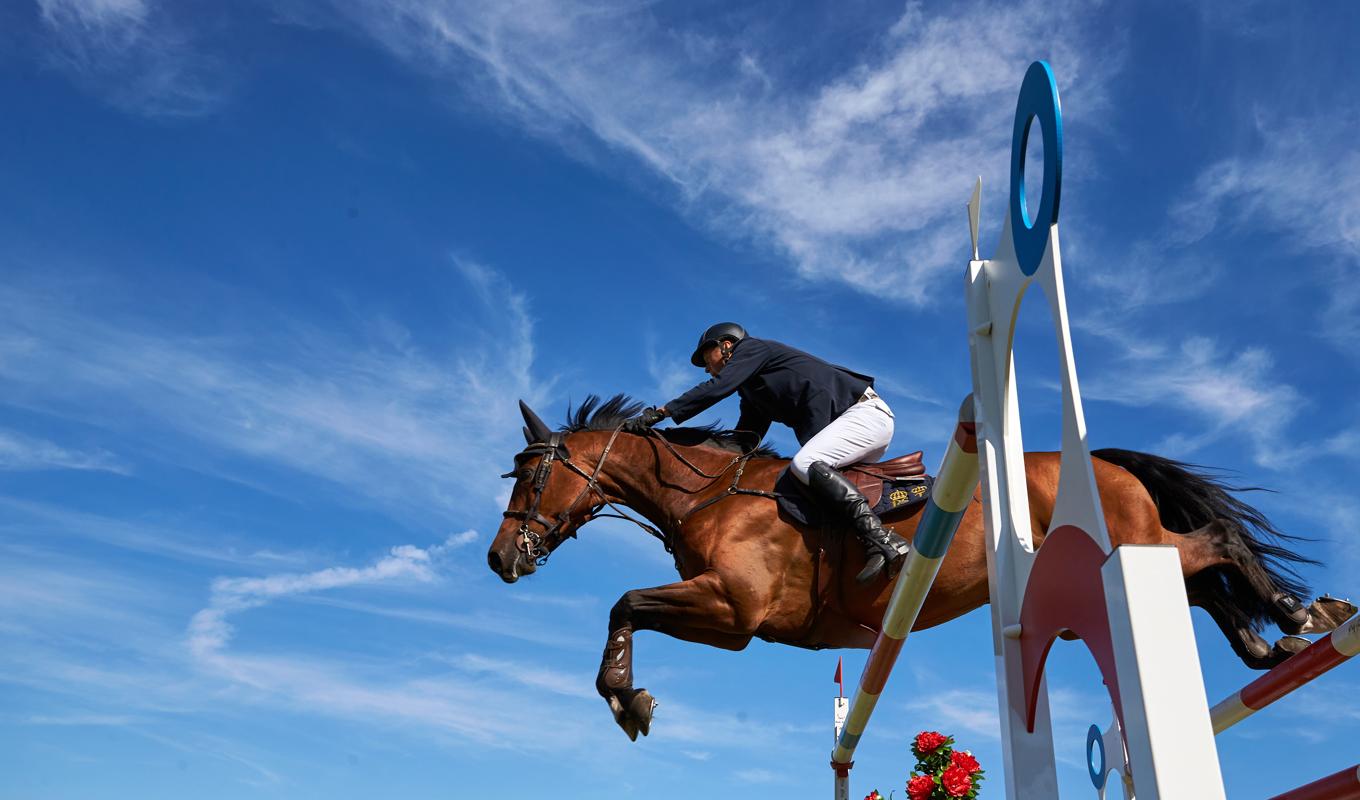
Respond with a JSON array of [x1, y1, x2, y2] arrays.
[[1086, 724, 1106, 790], [1009, 60, 1063, 277]]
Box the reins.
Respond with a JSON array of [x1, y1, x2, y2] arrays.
[[503, 423, 778, 569], [629, 426, 778, 528]]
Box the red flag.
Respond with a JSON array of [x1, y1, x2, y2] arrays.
[[834, 656, 844, 698]]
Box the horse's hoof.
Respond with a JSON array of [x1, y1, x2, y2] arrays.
[[1233, 625, 1277, 669], [607, 695, 640, 741], [1293, 596, 1358, 635], [1271, 635, 1310, 661], [628, 690, 656, 738]]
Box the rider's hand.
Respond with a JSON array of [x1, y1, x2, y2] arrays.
[[638, 407, 666, 427]]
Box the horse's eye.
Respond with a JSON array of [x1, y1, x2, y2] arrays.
[[517, 469, 533, 482]]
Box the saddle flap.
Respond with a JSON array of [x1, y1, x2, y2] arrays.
[[851, 472, 884, 507]]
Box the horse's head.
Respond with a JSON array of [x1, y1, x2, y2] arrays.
[[488, 400, 606, 583]]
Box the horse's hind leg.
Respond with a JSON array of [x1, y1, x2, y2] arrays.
[[1178, 520, 1353, 668], [597, 574, 756, 740], [1188, 519, 1356, 633], [1186, 569, 1309, 669]]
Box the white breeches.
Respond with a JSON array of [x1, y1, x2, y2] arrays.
[[789, 388, 894, 483]]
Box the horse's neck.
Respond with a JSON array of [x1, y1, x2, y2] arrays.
[[595, 436, 734, 530]]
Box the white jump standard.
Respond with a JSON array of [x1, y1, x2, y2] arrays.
[[826, 61, 1358, 800]]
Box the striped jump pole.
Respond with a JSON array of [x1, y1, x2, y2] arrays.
[[1267, 764, 1360, 800], [830, 396, 980, 800], [1210, 613, 1360, 734]]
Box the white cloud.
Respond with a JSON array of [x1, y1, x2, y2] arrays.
[[646, 334, 697, 402], [444, 652, 597, 700], [38, 0, 148, 26], [444, 528, 479, 548], [0, 500, 278, 567], [0, 259, 549, 522], [1170, 112, 1360, 351], [903, 686, 1000, 742], [302, 595, 593, 650], [327, 0, 1119, 303], [734, 767, 787, 785], [188, 534, 467, 658], [0, 428, 129, 474], [1078, 334, 1306, 467], [36, 0, 229, 117], [23, 713, 139, 725]]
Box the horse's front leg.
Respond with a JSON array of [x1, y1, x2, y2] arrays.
[[597, 573, 757, 740]]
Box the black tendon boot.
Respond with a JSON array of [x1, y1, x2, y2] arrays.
[[807, 461, 911, 583]]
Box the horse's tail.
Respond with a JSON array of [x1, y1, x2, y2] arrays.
[[1091, 447, 1318, 634]]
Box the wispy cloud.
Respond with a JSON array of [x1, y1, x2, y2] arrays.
[[0, 259, 550, 521], [22, 713, 139, 726], [303, 595, 593, 650], [735, 767, 789, 785], [0, 428, 129, 474], [328, 0, 1119, 303], [0, 497, 304, 568], [443, 652, 597, 700], [646, 334, 697, 402], [903, 686, 1000, 742], [175, 545, 807, 757], [1170, 112, 1360, 351], [35, 0, 231, 117], [188, 532, 476, 659], [1078, 335, 1305, 467], [174, 537, 610, 749]]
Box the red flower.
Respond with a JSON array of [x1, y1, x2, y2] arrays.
[[915, 731, 948, 753], [950, 750, 981, 774], [907, 774, 935, 800], [941, 765, 974, 797], [863, 792, 881, 800]]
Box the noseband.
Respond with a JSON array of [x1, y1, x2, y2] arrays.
[[502, 426, 662, 566]]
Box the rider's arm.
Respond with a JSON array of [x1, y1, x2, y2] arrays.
[[664, 339, 770, 424], [734, 398, 772, 441]]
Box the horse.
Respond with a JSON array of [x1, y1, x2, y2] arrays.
[[487, 395, 1355, 741]]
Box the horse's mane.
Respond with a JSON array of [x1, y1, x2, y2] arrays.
[[562, 394, 784, 459]]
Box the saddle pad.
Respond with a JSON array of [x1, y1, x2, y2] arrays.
[[844, 451, 924, 506], [774, 466, 933, 529]]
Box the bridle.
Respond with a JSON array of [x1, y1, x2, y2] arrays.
[[501, 425, 664, 567], [501, 423, 776, 568]]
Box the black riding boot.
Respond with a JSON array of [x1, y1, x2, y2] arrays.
[[807, 461, 911, 584]]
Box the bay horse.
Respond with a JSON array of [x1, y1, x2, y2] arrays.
[[487, 396, 1354, 741]]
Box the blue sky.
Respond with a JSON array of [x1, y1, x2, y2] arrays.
[[2, 1, 1358, 798]]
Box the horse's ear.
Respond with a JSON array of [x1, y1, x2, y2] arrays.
[[519, 400, 553, 443], [522, 426, 534, 445]]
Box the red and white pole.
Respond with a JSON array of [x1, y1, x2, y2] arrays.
[[1266, 764, 1360, 800], [1210, 614, 1360, 734]]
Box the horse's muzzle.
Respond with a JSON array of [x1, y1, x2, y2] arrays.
[[488, 545, 533, 583]]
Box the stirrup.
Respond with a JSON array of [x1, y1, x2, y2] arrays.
[[855, 536, 909, 584]]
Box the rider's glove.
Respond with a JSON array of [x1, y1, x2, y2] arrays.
[[637, 407, 666, 428]]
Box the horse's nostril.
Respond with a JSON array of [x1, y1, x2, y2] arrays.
[[488, 550, 503, 573]]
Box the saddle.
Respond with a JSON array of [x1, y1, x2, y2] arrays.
[[773, 450, 932, 529], [842, 451, 926, 508]]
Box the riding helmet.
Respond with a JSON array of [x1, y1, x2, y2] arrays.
[[690, 322, 748, 367]]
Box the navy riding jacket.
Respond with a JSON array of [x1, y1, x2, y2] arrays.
[[664, 337, 873, 445]]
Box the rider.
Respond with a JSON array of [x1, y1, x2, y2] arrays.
[[637, 322, 910, 583]]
